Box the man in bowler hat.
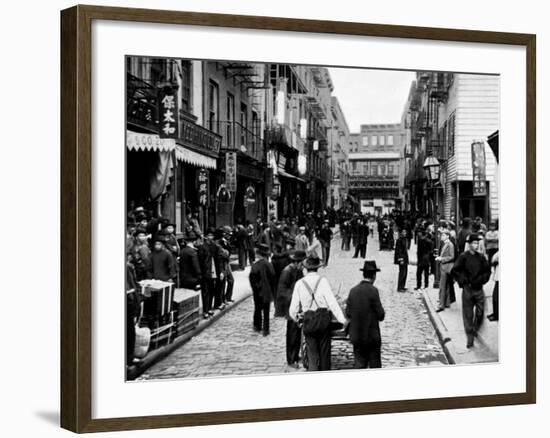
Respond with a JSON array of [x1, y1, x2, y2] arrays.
[[345, 261, 385, 368], [249, 244, 276, 336], [394, 229, 409, 291]]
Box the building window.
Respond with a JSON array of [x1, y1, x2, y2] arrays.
[[226, 93, 235, 147], [388, 164, 394, 175], [362, 136, 369, 146], [380, 164, 386, 175], [372, 164, 378, 176], [180, 61, 192, 113], [208, 80, 219, 133], [447, 112, 456, 157], [371, 136, 377, 146], [387, 135, 394, 146], [379, 135, 385, 146]]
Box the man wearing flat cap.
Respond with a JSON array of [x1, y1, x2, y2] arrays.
[[345, 261, 386, 368], [289, 255, 347, 371], [451, 233, 491, 348], [276, 250, 307, 367]]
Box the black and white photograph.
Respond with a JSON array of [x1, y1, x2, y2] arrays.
[[125, 57, 500, 381]]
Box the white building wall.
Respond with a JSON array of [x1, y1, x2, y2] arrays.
[[455, 74, 500, 219], [192, 61, 203, 125], [438, 74, 500, 220]]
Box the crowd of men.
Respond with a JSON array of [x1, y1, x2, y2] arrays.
[[126, 204, 499, 370]]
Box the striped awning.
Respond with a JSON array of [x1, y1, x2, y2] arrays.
[[175, 145, 217, 169], [126, 130, 175, 152]]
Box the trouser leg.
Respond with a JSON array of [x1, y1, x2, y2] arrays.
[[318, 330, 332, 371], [252, 292, 262, 331], [238, 248, 246, 269], [214, 278, 224, 307], [367, 344, 382, 368], [353, 245, 360, 258], [126, 314, 135, 366], [248, 248, 255, 264], [305, 335, 320, 371], [398, 264, 407, 289], [201, 279, 211, 314], [325, 246, 331, 265], [423, 265, 430, 288], [439, 271, 449, 308], [492, 281, 499, 320], [416, 266, 423, 289], [462, 286, 475, 336], [225, 269, 234, 301], [472, 287, 485, 334], [262, 300, 270, 334], [353, 344, 367, 369], [361, 244, 366, 258], [286, 319, 301, 364]]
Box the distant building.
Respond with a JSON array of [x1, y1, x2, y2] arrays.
[[404, 72, 499, 224], [348, 123, 406, 215], [328, 97, 350, 210]]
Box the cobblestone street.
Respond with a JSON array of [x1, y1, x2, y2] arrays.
[[139, 232, 447, 381]]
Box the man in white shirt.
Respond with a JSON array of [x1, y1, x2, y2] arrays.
[[289, 256, 347, 371]]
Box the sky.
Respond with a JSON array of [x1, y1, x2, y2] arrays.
[[328, 68, 416, 133]]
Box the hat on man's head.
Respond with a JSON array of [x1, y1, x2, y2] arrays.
[[153, 234, 166, 244], [303, 255, 323, 270], [184, 231, 198, 242], [467, 233, 482, 243], [205, 227, 216, 237], [162, 221, 176, 229], [290, 250, 307, 262], [360, 260, 381, 273], [133, 227, 147, 237], [256, 243, 271, 256]]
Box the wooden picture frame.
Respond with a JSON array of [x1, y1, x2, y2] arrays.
[[60, 4, 536, 433]]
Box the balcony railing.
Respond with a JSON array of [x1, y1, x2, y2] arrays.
[[405, 151, 426, 185], [127, 73, 159, 132], [429, 73, 451, 101], [219, 121, 264, 162]]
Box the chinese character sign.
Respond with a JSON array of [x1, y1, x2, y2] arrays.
[[471, 141, 487, 196], [197, 169, 209, 206], [158, 87, 179, 139], [225, 152, 237, 192]]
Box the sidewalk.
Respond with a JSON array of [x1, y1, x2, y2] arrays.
[[408, 241, 499, 365], [127, 266, 253, 380]]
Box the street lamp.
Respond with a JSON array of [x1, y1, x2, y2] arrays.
[[423, 155, 441, 288]]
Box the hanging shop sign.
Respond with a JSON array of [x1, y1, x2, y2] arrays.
[[158, 86, 179, 139], [471, 141, 487, 196], [244, 184, 256, 207], [225, 152, 237, 192], [197, 169, 209, 206], [216, 184, 232, 202]]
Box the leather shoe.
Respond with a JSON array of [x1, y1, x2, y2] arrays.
[[436, 308, 444, 312]]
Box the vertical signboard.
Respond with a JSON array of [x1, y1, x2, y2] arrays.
[[225, 152, 237, 192], [471, 141, 487, 196], [158, 86, 179, 139], [197, 168, 209, 207]]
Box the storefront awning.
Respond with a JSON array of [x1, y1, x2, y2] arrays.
[[175, 145, 217, 169], [126, 130, 176, 152], [278, 168, 306, 183]]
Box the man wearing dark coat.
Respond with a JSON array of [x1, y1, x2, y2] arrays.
[[197, 228, 221, 318], [353, 219, 368, 258], [179, 233, 202, 290], [451, 233, 491, 348], [234, 224, 249, 270], [415, 229, 433, 290], [394, 229, 409, 291], [249, 244, 276, 336], [318, 220, 334, 266], [148, 237, 176, 282], [271, 243, 291, 316], [216, 227, 234, 306], [276, 250, 306, 366], [346, 261, 385, 368]]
